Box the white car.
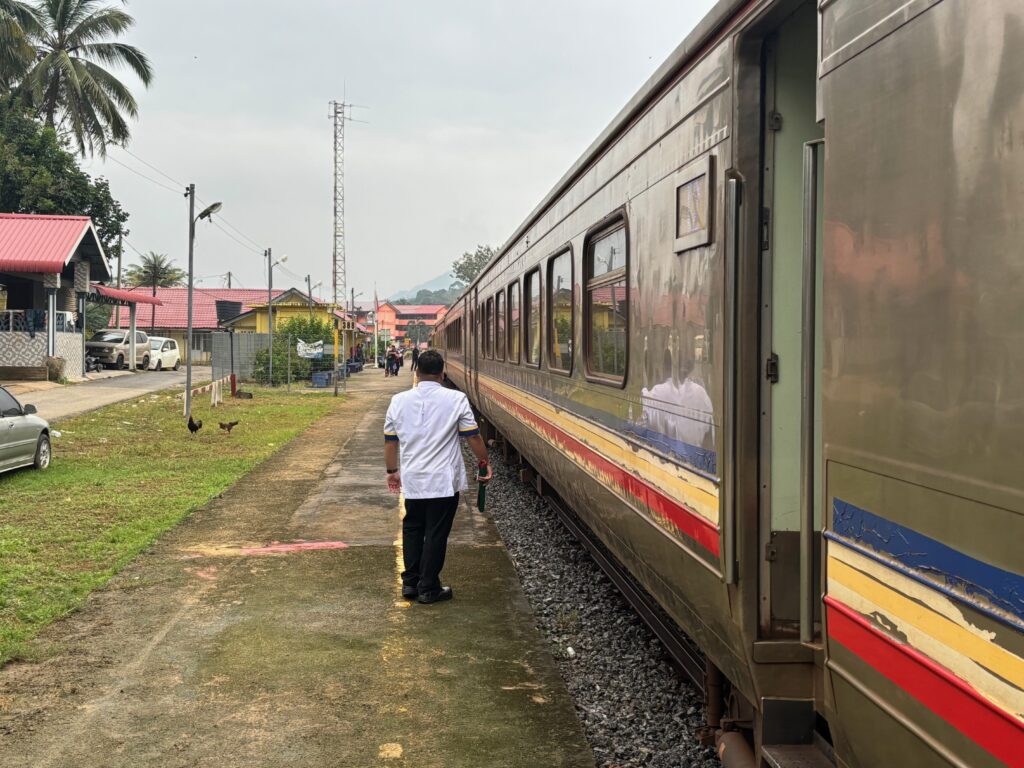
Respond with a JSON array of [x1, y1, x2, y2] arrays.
[[147, 337, 181, 371]]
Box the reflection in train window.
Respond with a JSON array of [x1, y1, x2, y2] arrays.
[[524, 269, 541, 366], [508, 281, 521, 364], [586, 224, 627, 381], [495, 290, 505, 361], [548, 250, 573, 373]]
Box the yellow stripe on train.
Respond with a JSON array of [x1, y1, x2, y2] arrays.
[[459, 368, 720, 525], [827, 543, 1024, 720]]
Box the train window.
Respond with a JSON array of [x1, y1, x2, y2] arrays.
[[547, 249, 573, 373], [586, 222, 627, 382], [673, 155, 713, 253], [485, 297, 494, 358], [508, 281, 521, 364], [495, 290, 505, 361], [524, 269, 541, 366]]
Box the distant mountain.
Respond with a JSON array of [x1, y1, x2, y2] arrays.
[[389, 270, 462, 302]]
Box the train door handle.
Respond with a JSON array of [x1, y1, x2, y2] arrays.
[[722, 176, 741, 585]]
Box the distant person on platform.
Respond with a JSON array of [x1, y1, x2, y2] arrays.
[[411, 346, 420, 372], [383, 350, 491, 604]]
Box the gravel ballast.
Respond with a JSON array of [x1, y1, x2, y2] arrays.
[[482, 450, 719, 768]]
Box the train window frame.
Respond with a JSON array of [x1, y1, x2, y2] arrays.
[[546, 246, 574, 376], [495, 289, 505, 361], [523, 268, 542, 368], [485, 296, 494, 359], [583, 213, 629, 387], [507, 280, 521, 364], [673, 154, 714, 253]]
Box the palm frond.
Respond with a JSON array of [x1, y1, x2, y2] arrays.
[[65, 6, 132, 47], [77, 41, 151, 85]]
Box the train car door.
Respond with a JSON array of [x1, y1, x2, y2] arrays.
[[758, 0, 824, 640]]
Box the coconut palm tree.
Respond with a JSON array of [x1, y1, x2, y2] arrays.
[[124, 252, 184, 331], [23, 0, 152, 155], [0, 0, 37, 90]]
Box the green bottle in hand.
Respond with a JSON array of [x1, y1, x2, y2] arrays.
[[477, 461, 489, 512]]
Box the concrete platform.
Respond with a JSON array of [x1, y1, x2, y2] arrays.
[[0, 370, 593, 767]]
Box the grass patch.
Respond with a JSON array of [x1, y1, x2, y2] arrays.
[[0, 387, 341, 664]]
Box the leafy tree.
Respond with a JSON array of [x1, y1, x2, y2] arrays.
[[451, 245, 496, 285], [22, 0, 153, 156], [0, 97, 129, 250], [405, 320, 430, 346], [0, 0, 37, 90], [83, 300, 110, 334]]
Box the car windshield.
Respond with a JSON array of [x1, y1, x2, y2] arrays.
[[90, 331, 124, 343], [150, 340, 163, 349]]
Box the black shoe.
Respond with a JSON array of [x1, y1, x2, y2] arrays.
[[417, 586, 453, 605], [401, 585, 418, 600]]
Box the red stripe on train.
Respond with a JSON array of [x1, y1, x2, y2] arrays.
[[480, 380, 720, 557], [825, 596, 1024, 768]]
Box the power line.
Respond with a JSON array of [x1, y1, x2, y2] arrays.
[[209, 221, 264, 256], [105, 154, 182, 195], [113, 146, 185, 188]]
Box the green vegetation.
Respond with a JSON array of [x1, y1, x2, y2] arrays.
[[0, 98, 129, 250], [450, 244, 496, 285], [0, 387, 341, 664], [1, 0, 154, 156], [253, 316, 339, 386]]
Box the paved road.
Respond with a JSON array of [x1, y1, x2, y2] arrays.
[[23, 366, 212, 423], [0, 370, 593, 768]]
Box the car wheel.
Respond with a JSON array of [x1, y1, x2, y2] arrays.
[[117, 354, 126, 370], [155, 359, 162, 371], [142, 355, 150, 370], [173, 360, 180, 371], [33, 433, 51, 470]]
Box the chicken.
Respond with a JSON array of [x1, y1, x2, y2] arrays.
[[219, 420, 239, 435], [187, 414, 203, 437]]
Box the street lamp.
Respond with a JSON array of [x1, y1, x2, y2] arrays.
[[185, 184, 222, 420], [267, 251, 287, 385]]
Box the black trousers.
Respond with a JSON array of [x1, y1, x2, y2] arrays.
[[401, 493, 459, 594]]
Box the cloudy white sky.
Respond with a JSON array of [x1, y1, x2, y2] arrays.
[[83, 0, 718, 300]]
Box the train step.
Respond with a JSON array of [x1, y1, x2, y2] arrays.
[[761, 744, 835, 768]]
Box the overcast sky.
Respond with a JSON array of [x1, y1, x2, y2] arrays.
[[83, 0, 718, 300]]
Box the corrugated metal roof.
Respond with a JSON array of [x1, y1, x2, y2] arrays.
[[112, 287, 283, 330], [92, 283, 162, 305], [0, 213, 102, 275]]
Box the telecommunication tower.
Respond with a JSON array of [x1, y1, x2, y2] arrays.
[[328, 100, 351, 310]]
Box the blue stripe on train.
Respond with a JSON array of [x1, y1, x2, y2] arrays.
[[832, 498, 1024, 625]]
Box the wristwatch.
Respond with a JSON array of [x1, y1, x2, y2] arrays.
[[386, 468, 399, 474]]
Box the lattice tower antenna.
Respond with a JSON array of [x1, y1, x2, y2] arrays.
[[329, 100, 350, 309]]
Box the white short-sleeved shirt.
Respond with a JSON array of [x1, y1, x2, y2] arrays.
[[383, 381, 480, 499]]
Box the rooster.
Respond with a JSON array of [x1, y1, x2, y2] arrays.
[[219, 420, 239, 435], [187, 414, 203, 437]]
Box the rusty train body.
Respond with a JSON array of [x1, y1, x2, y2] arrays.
[[433, 1, 1024, 765]]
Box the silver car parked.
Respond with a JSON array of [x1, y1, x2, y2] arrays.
[[0, 385, 51, 475]]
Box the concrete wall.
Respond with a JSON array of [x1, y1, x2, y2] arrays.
[[0, 332, 46, 367], [56, 332, 84, 380]]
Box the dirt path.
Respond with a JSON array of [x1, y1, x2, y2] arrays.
[[0, 371, 592, 768]]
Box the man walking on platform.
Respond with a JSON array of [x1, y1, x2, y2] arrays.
[[383, 350, 491, 604], [411, 345, 420, 372]]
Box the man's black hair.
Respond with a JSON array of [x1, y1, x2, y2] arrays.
[[417, 350, 444, 376]]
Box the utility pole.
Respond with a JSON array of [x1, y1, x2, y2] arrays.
[[306, 274, 314, 318], [186, 186, 196, 419], [114, 234, 123, 327], [226, 271, 232, 289], [266, 248, 273, 386]]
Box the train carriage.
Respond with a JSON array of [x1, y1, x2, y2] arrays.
[[434, 1, 1024, 766]]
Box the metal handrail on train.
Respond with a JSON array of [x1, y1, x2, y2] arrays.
[[800, 139, 824, 644], [722, 177, 741, 586]]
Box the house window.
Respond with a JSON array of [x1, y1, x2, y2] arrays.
[[508, 281, 521, 364], [524, 269, 541, 366], [586, 222, 628, 382], [495, 290, 505, 361], [547, 250, 573, 373]]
